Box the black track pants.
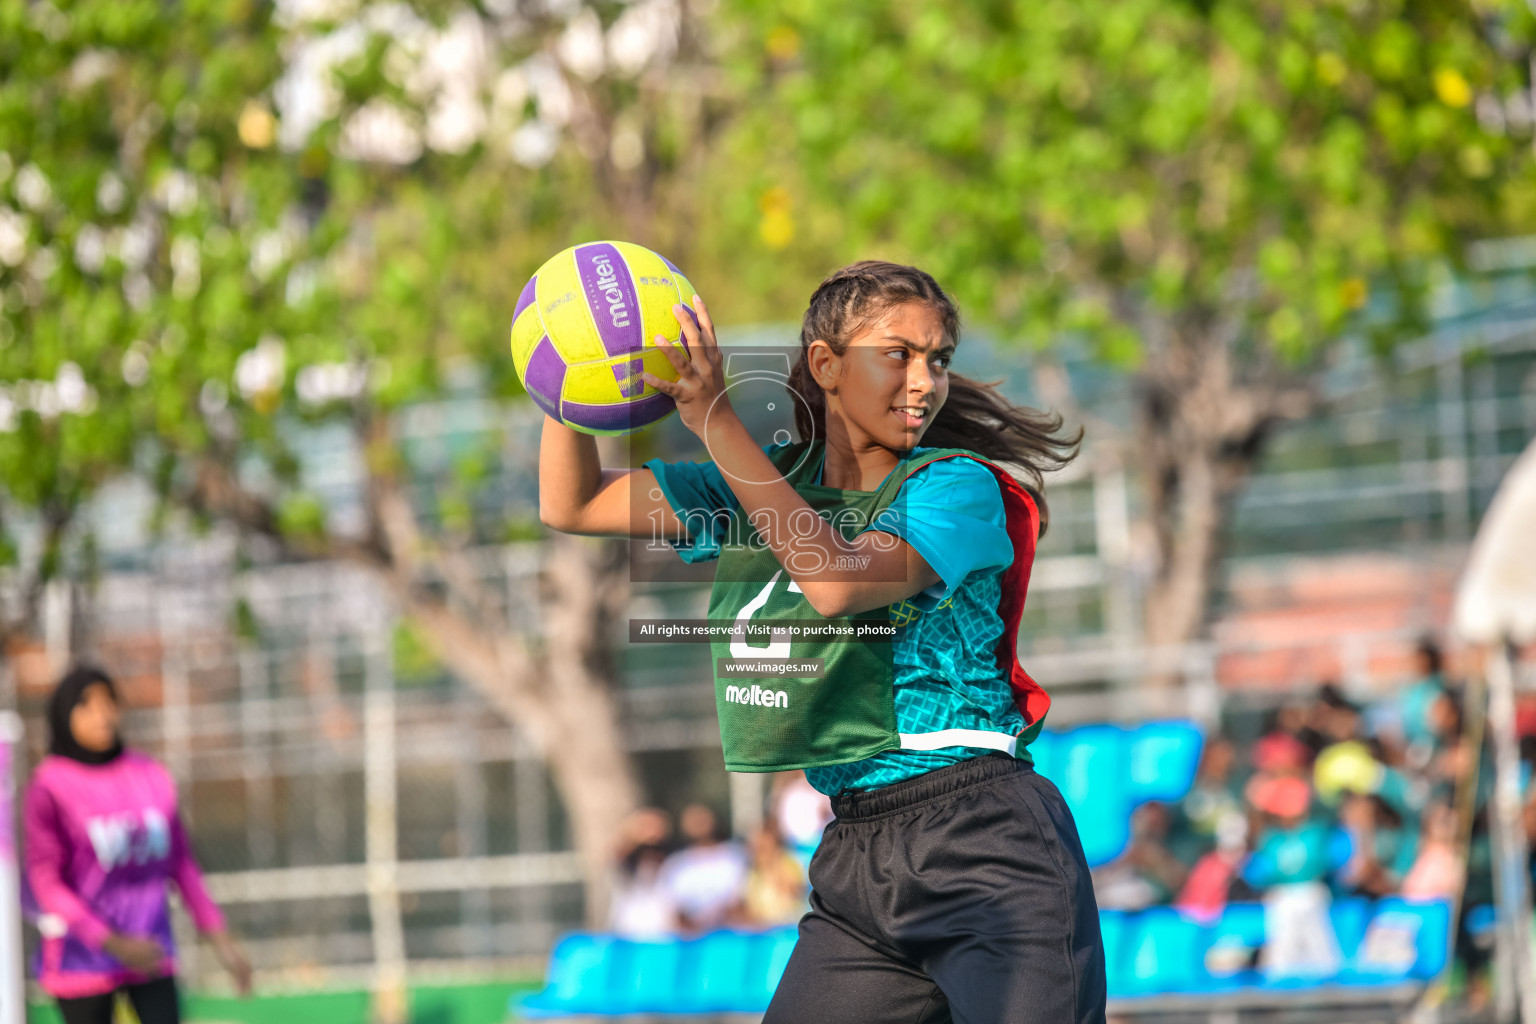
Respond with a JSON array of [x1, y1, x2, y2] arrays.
[[56, 975, 181, 1024], [764, 753, 1107, 1024]]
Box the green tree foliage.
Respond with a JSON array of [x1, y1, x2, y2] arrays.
[[0, 0, 333, 603], [0, 0, 719, 575], [715, 0, 1536, 647], [0, 0, 721, 921]]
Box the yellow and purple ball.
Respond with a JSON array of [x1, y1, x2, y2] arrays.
[[510, 240, 697, 436]]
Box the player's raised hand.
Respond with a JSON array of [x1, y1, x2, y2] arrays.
[[644, 295, 732, 439]]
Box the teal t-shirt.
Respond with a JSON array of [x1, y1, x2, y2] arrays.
[[1243, 822, 1351, 887], [644, 442, 1022, 795]]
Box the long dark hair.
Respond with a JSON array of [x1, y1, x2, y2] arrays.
[[787, 260, 1081, 534]]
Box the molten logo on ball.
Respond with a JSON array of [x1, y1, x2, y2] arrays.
[[589, 251, 632, 329]]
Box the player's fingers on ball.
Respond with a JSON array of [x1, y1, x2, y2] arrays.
[[641, 370, 677, 396], [678, 302, 720, 376], [672, 302, 703, 351], [691, 295, 717, 340], [654, 334, 690, 372]]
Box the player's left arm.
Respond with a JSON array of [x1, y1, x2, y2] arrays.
[[796, 532, 944, 617], [642, 297, 942, 618]]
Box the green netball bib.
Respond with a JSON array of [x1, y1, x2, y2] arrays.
[[707, 440, 973, 772]]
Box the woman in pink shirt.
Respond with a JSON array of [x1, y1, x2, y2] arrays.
[[24, 666, 251, 1024]]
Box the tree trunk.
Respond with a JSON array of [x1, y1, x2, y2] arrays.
[[1140, 444, 1233, 656], [535, 533, 641, 926], [1134, 323, 1302, 671], [388, 533, 640, 928], [1137, 435, 1264, 675]]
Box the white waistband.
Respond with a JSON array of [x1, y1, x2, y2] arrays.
[[898, 729, 1018, 756]]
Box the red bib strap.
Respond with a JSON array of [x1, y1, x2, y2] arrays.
[[921, 453, 1051, 731]]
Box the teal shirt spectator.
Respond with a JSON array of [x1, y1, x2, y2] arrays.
[[1244, 822, 1352, 888], [1399, 675, 1445, 746], [1377, 823, 1420, 883], [644, 442, 1021, 795], [1330, 819, 1419, 896]]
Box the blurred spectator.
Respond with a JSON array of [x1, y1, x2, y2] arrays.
[[1168, 736, 1243, 864], [1515, 694, 1536, 749], [615, 806, 673, 861], [1400, 802, 1464, 901], [1310, 683, 1426, 824], [660, 804, 748, 933], [1334, 794, 1415, 898], [1317, 684, 1363, 745], [1257, 704, 1311, 756], [612, 843, 678, 937], [1273, 702, 1311, 740], [1526, 786, 1536, 885], [1424, 688, 1498, 818], [742, 824, 808, 926], [1251, 729, 1310, 781], [1295, 686, 1345, 759], [1456, 809, 1497, 1013], [1044, 659, 1497, 991], [771, 771, 834, 863], [1092, 802, 1188, 911], [1400, 638, 1448, 753], [609, 807, 678, 938], [1244, 779, 1343, 889], [1243, 777, 1346, 978], [1174, 810, 1249, 923], [1243, 730, 1310, 834], [1313, 739, 1384, 807]]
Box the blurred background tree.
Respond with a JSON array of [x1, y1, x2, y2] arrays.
[[0, 0, 734, 921], [717, 0, 1536, 653]]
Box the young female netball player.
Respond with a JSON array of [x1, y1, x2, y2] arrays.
[[24, 666, 252, 1024], [539, 261, 1107, 1023]]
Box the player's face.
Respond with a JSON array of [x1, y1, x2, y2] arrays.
[[70, 682, 120, 753], [832, 302, 953, 450]]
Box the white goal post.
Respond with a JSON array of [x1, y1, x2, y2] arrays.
[[0, 711, 24, 1024]]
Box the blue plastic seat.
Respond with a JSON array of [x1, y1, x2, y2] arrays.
[[1122, 908, 1214, 995], [1212, 903, 1265, 948], [740, 927, 798, 1009], [1330, 897, 1371, 962], [520, 929, 801, 1016], [1051, 725, 1130, 866], [1203, 903, 1263, 988], [1026, 729, 1059, 778], [1098, 910, 1135, 998], [1398, 898, 1451, 978], [1340, 898, 1452, 985], [519, 933, 621, 1016], [1037, 720, 1206, 867], [1124, 721, 1204, 804], [518, 899, 1447, 1015], [677, 930, 754, 1012], [611, 938, 684, 1013]]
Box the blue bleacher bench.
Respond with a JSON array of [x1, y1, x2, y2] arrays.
[[518, 928, 798, 1017], [1030, 719, 1205, 867], [516, 722, 1452, 1017], [515, 899, 1452, 1017]]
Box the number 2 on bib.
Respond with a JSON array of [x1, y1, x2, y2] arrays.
[[728, 570, 802, 659]]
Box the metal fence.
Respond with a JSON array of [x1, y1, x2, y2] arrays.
[[5, 562, 1504, 996]]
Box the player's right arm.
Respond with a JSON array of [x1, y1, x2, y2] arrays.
[[538, 415, 686, 538]]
